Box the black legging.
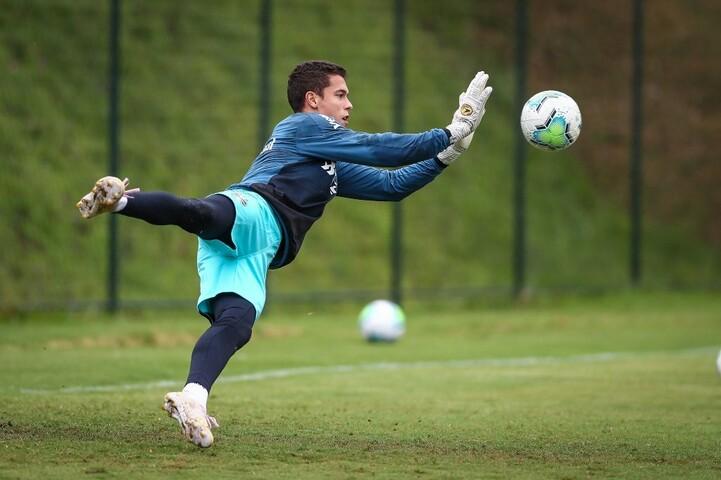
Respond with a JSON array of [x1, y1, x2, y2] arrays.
[[120, 191, 254, 391], [186, 293, 256, 392], [120, 191, 236, 248]]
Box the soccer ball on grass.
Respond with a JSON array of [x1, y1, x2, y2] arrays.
[[358, 300, 405, 342], [520, 90, 582, 151]]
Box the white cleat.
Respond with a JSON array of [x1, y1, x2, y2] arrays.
[[76, 176, 128, 219], [163, 391, 219, 448]]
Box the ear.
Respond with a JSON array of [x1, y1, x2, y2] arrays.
[[304, 91, 319, 110]]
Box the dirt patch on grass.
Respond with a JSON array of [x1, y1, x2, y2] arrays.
[[255, 324, 304, 338], [44, 331, 198, 350]]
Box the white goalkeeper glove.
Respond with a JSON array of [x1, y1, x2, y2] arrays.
[[437, 131, 474, 166], [446, 71, 493, 143]]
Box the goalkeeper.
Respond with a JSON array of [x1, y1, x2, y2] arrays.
[[76, 60, 492, 448]]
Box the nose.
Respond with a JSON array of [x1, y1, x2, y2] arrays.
[[346, 98, 353, 110]]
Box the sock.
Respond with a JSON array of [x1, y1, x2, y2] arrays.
[[183, 382, 209, 409], [112, 196, 128, 212]]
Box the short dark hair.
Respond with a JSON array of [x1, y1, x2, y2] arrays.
[[287, 61, 347, 113]]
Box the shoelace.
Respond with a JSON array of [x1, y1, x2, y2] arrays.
[[207, 415, 219, 429], [166, 395, 219, 430]]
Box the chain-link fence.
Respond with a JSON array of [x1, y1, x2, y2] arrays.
[[1, 0, 719, 313]]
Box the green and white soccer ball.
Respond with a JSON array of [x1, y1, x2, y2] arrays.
[[520, 90, 582, 151], [358, 300, 406, 342]]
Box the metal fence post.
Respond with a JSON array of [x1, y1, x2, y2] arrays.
[[512, 0, 528, 298], [107, 0, 121, 313], [390, 0, 405, 306], [630, 0, 644, 286], [258, 0, 272, 150]]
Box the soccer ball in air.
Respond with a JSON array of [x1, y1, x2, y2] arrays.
[[358, 300, 406, 342], [520, 90, 582, 151]]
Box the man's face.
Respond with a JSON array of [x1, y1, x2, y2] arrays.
[[306, 74, 353, 127]]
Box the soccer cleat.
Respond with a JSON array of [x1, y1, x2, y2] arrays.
[[163, 391, 219, 448], [76, 176, 128, 219]]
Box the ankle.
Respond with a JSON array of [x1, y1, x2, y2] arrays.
[[183, 383, 209, 408], [112, 196, 128, 212]]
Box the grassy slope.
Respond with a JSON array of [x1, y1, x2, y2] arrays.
[[0, 0, 719, 309], [1, 293, 720, 478]]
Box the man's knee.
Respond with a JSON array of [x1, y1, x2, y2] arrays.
[[190, 196, 235, 242], [215, 311, 253, 350], [213, 295, 256, 350], [185, 198, 214, 229]]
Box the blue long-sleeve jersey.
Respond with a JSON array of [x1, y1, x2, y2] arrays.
[[229, 112, 451, 268]]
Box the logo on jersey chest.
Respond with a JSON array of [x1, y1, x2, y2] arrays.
[[321, 161, 338, 195], [319, 114, 342, 130], [321, 161, 335, 176], [261, 137, 275, 154]]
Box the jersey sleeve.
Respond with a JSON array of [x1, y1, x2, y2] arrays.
[[336, 158, 446, 201], [295, 114, 450, 168]]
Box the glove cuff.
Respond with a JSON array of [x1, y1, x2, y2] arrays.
[[446, 122, 470, 144], [436, 148, 460, 166]]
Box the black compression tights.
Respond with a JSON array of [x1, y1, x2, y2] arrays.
[[186, 293, 256, 392], [120, 192, 253, 391], [119, 191, 236, 247]]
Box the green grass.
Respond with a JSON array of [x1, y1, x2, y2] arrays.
[[2, 292, 721, 478]]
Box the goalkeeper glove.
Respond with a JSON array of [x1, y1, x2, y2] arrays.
[[437, 131, 475, 166], [446, 71, 492, 143]]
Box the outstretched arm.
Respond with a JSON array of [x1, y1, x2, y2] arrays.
[[335, 158, 443, 202], [336, 126, 478, 201], [295, 70, 492, 168], [295, 114, 450, 168]]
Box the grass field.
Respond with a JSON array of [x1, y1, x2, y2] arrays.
[[1, 292, 720, 479]]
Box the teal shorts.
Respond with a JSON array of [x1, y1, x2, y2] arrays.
[[196, 189, 281, 320]]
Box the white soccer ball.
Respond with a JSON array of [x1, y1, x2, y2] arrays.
[[716, 350, 721, 376], [520, 90, 582, 151], [358, 300, 406, 342]]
